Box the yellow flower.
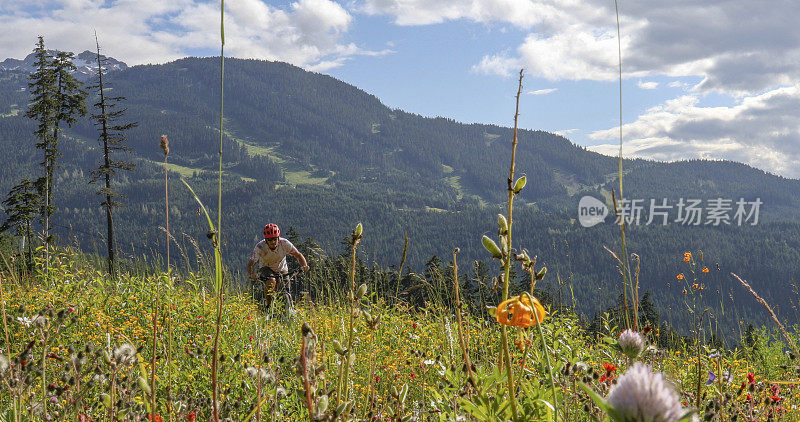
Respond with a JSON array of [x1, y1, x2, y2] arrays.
[[676, 274, 684, 280]]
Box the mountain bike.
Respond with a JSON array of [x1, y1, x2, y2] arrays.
[[252, 267, 302, 319]]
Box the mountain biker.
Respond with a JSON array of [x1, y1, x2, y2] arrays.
[[247, 223, 310, 308]]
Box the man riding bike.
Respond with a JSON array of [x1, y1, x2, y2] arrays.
[[247, 223, 310, 308]]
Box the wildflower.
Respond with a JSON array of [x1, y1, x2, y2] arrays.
[[705, 372, 716, 386], [676, 274, 684, 280], [617, 329, 646, 360], [113, 343, 137, 365], [186, 412, 196, 422], [0, 355, 9, 374], [606, 362, 690, 422], [16, 316, 33, 327], [701, 267, 709, 273], [496, 294, 546, 327], [722, 371, 733, 383], [747, 372, 755, 384], [245, 366, 274, 384], [683, 252, 692, 261]]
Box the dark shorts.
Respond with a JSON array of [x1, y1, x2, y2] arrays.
[[252, 267, 293, 305]]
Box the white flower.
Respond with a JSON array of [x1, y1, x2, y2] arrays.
[[16, 317, 33, 327], [113, 344, 137, 365], [618, 329, 646, 359], [607, 362, 685, 422], [0, 355, 9, 374], [245, 366, 274, 384]]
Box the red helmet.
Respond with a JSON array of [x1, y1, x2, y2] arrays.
[[263, 223, 280, 238]]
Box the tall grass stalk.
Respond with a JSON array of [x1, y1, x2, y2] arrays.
[[209, 1, 226, 421], [161, 135, 170, 270], [452, 248, 477, 389], [339, 223, 362, 406], [613, 0, 633, 331], [732, 273, 800, 358], [395, 232, 408, 301], [497, 69, 524, 418]]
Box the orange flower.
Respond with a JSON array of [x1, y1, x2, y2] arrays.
[[692, 283, 699, 290], [683, 252, 692, 261], [702, 267, 710, 273], [496, 294, 546, 327], [676, 274, 684, 280]]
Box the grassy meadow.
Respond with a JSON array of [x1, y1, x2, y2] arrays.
[[0, 244, 796, 421]]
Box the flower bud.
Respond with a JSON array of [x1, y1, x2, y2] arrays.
[[356, 283, 368, 299], [317, 395, 329, 414], [482, 235, 503, 259], [160, 134, 169, 156], [332, 340, 345, 355], [354, 223, 363, 237], [535, 267, 547, 280], [137, 376, 151, 395], [497, 214, 508, 234], [513, 176, 527, 194], [348, 353, 356, 367]]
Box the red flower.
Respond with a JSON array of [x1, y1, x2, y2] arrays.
[[747, 372, 755, 384], [771, 396, 782, 403], [147, 414, 163, 422], [601, 362, 618, 373], [186, 412, 197, 422]]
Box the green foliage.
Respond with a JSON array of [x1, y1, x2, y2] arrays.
[[3, 54, 800, 333]]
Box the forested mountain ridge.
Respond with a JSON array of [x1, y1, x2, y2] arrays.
[[1, 55, 799, 332]]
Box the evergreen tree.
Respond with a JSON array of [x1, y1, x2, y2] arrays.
[[24, 36, 86, 272], [89, 36, 136, 277], [0, 179, 41, 273], [25, 37, 56, 249]]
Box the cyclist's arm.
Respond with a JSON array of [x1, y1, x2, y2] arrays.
[[288, 248, 309, 271], [247, 258, 258, 279]]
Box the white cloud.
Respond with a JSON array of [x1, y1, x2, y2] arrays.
[[0, 0, 366, 69], [357, 0, 560, 27], [554, 128, 578, 137], [637, 80, 658, 90], [588, 85, 800, 178], [361, 0, 800, 95], [528, 88, 557, 95]]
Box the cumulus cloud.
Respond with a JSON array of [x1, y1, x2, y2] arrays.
[[637, 80, 658, 90], [360, 0, 800, 95], [0, 0, 365, 69], [588, 85, 800, 178]]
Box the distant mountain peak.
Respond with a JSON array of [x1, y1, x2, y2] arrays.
[[0, 50, 127, 81]]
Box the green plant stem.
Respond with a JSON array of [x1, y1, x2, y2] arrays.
[[164, 154, 169, 270], [211, 2, 225, 420], [395, 232, 408, 301], [613, 0, 633, 331], [499, 68, 524, 419], [340, 236, 359, 405], [532, 308, 559, 421], [452, 248, 477, 389], [150, 284, 159, 418]]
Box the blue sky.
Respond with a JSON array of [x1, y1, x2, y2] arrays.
[[2, 1, 800, 178]]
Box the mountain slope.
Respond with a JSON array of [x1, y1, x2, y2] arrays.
[[1, 56, 799, 332]]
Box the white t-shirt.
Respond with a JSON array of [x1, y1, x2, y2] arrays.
[[250, 237, 296, 273]]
